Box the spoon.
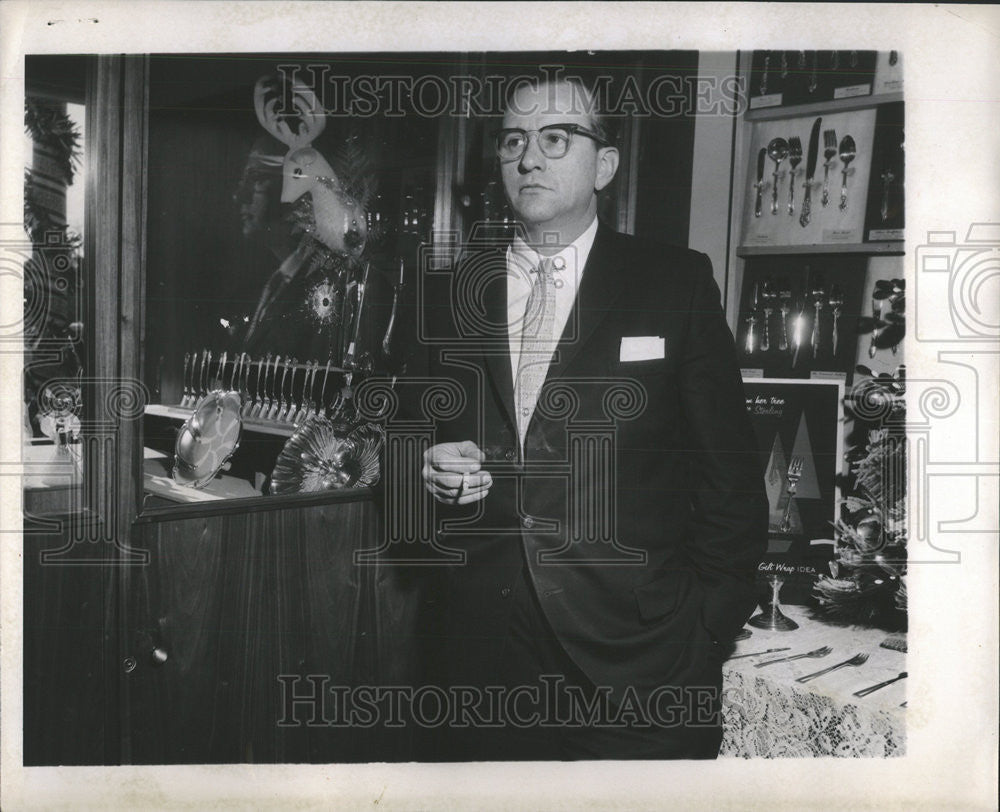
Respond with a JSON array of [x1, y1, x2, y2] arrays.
[[786, 136, 802, 215], [767, 137, 789, 215], [838, 135, 857, 211]]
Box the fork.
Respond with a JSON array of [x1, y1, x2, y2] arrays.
[[821, 129, 837, 206], [779, 456, 804, 532], [760, 281, 775, 352], [777, 281, 792, 351], [829, 285, 844, 355], [797, 652, 869, 683], [755, 645, 832, 668]]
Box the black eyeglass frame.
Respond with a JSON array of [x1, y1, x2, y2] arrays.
[[494, 123, 610, 162]]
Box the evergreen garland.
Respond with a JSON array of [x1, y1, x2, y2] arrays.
[[812, 278, 906, 630], [23, 96, 85, 435], [812, 364, 907, 631]]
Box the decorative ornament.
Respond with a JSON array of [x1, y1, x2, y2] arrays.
[[253, 75, 368, 258], [812, 366, 907, 631], [269, 417, 383, 494], [303, 277, 342, 327]]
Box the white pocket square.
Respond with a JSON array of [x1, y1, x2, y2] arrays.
[[619, 336, 665, 362]]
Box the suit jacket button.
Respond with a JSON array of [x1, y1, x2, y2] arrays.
[[521, 516, 535, 529], [500, 587, 511, 598], [504, 448, 516, 461]]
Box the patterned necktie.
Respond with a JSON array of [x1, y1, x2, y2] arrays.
[[515, 257, 556, 445]]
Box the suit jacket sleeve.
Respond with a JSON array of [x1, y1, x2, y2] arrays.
[[676, 253, 768, 644]]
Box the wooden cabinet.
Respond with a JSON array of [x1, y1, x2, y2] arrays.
[[23, 516, 117, 766], [122, 495, 424, 763], [25, 493, 428, 765]]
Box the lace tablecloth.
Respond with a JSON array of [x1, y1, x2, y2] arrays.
[[720, 605, 906, 757]]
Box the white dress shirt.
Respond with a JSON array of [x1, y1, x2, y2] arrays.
[[506, 216, 598, 447]]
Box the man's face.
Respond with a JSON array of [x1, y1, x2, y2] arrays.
[[238, 176, 276, 238], [235, 156, 285, 240], [500, 81, 618, 241]]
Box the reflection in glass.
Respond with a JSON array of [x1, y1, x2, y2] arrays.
[[23, 58, 88, 515]]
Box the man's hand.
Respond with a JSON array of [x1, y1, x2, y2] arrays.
[[422, 440, 493, 505]]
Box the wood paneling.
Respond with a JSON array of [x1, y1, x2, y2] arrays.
[[121, 496, 423, 763], [23, 515, 117, 765]]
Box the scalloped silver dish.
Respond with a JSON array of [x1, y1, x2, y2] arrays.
[[269, 417, 383, 494], [172, 390, 243, 489]]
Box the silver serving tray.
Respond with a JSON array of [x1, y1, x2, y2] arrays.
[[172, 390, 243, 489]]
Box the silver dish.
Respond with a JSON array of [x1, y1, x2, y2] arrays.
[[172, 390, 243, 489], [269, 417, 383, 494]]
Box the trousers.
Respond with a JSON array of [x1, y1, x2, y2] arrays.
[[435, 562, 724, 761]]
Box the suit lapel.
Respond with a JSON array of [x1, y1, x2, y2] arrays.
[[476, 246, 518, 432], [546, 224, 626, 382], [475, 224, 628, 429]]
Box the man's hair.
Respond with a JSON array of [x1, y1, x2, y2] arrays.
[[504, 72, 619, 147]]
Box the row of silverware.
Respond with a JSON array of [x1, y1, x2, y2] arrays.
[[753, 120, 858, 222], [744, 278, 845, 361], [756, 50, 884, 98], [179, 350, 363, 425], [728, 645, 906, 700]]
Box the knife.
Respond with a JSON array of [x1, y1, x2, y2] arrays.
[[799, 117, 821, 227], [728, 647, 791, 660], [753, 147, 766, 218], [745, 282, 759, 354]]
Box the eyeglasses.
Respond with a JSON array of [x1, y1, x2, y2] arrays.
[[495, 123, 608, 162]]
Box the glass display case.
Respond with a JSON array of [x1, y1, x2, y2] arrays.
[[140, 54, 444, 507]]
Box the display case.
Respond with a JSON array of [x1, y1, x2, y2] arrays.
[[726, 50, 907, 606], [138, 54, 445, 509]]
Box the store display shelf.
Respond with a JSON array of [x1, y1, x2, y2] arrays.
[[745, 92, 903, 121], [143, 452, 260, 503], [737, 242, 903, 257]]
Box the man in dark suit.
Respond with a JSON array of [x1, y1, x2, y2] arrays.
[[419, 76, 767, 760]]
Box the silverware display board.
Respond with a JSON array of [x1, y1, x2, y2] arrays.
[[747, 50, 880, 110], [736, 255, 868, 381], [741, 109, 878, 249]]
